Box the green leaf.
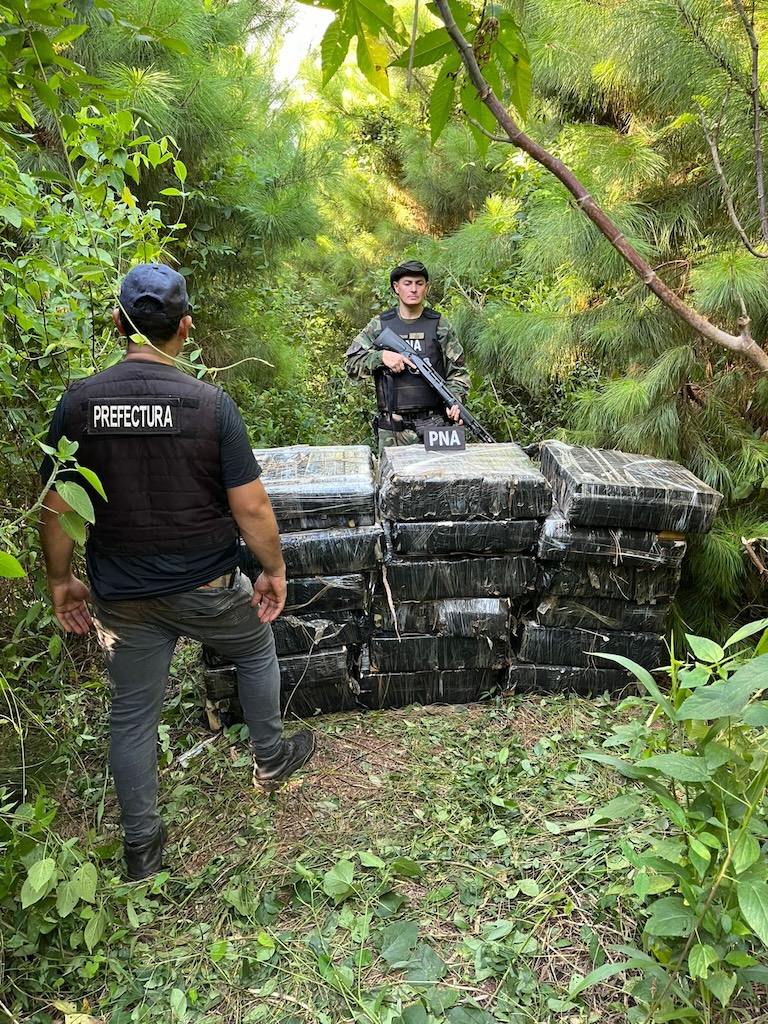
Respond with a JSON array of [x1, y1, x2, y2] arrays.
[[430, 52, 461, 144], [732, 833, 761, 875], [0, 551, 25, 578], [639, 753, 711, 783], [378, 920, 419, 965], [643, 896, 697, 937], [445, 1007, 495, 1024], [688, 942, 719, 979], [84, 908, 106, 952], [56, 480, 95, 523], [0, 206, 23, 228], [32, 78, 59, 112], [404, 943, 448, 982], [742, 702, 768, 726], [158, 34, 191, 56], [173, 159, 187, 183], [28, 857, 57, 892], [724, 618, 768, 648], [354, 18, 391, 95], [322, 859, 355, 901], [686, 633, 725, 663], [702, 970, 737, 1007], [390, 856, 424, 878], [56, 878, 80, 918], [494, 14, 531, 116], [358, 850, 386, 869], [678, 656, 768, 720], [594, 653, 676, 720], [736, 880, 768, 943], [58, 512, 86, 545], [76, 465, 107, 500], [170, 987, 187, 1020], [73, 862, 97, 903], [320, 13, 353, 86], [390, 27, 453, 69], [568, 957, 660, 997]]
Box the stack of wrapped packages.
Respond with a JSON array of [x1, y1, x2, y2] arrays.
[[201, 445, 381, 723], [357, 444, 553, 709], [510, 441, 723, 695]]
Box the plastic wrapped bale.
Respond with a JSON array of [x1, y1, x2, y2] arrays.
[[517, 621, 664, 671], [272, 612, 372, 656], [285, 573, 370, 614], [506, 663, 635, 696], [388, 519, 539, 556], [537, 564, 681, 604], [372, 597, 510, 639], [383, 555, 536, 602], [253, 444, 376, 530], [537, 507, 687, 568], [368, 635, 509, 673], [279, 647, 357, 717], [378, 443, 553, 522], [239, 525, 383, 578], [357, 667, 503, 709], [536, 595, 671, 633], [539, 441, 723, 532]]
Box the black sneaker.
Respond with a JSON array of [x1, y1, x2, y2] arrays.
[[253, 730, 316, 791], [124, 821, 167, 881]]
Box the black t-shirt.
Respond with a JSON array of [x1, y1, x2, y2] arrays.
[[41, 381, 261, 600]]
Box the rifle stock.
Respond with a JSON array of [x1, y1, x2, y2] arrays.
[[374, 326, 495, 443]]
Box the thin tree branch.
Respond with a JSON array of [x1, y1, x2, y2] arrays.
[[406, 0, 419, 91], [433, 0, 768, 373], [731, 0, 768, 242], [697, 96, 768, 257], [742, 536, 768, 577]]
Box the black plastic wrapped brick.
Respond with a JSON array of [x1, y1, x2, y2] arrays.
[[518, 621, 664, 671], [357, 667, 503, 710], [284, 573, 370, 614], [378, 443, 553, 522], [368, 635, 509, 673], [536, 595, 671, 634], [239, 525, 383, 578], [278, 647, 352, 687], [389, 519, 539, 556], [537, 563, 681, 604], [505, 662, 635, 696], [539, 441, 723, 533], [384, 555, 536, 602], [372, 597, 510, 639], [537, 507, 687, 568], [272, 611, 372, 656]]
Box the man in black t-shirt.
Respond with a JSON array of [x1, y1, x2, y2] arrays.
[[39, 264, 315, 881]]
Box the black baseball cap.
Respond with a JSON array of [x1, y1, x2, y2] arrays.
[[390, 260, 429, 288], [119, 263, 191, 322]]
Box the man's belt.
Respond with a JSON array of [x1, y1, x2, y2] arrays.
[[197, 570, 236, 590]]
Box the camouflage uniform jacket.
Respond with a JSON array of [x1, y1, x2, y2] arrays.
[[344, 307, 471, 404]]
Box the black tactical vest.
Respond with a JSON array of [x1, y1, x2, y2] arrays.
[[375, 307, 444, 414], [62, 360, 238, 555]]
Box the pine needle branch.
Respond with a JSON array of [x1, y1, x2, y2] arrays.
[[731, 0, 768, 242], [433, 0, 768, 373]]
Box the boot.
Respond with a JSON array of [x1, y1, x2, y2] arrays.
[[124, 821, 167, 881], [253, 730, 316, 791]]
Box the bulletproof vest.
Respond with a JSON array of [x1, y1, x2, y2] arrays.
[[62, 360, 238, 555], [375, 308, 444, 413]]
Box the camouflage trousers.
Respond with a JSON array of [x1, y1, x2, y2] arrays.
[[376, 413, 447, 453]]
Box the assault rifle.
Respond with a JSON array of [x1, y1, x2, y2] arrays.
[[374, 326, 495, 443]]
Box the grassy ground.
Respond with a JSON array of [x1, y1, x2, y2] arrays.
[[6, 655, 768, 1024]]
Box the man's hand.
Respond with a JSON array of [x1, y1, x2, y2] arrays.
[[252, 572, 286, 622], [382, 350, 415, 374], [49, 574, 93, 634], [446, 404, 464, 424]]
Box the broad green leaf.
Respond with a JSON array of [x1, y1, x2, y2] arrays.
[[56, 878, 80, 918], [322, 859, 355, 901], [158, 34, 191, 56], [390, 856, 424, 878], [84, 908, 106, 951], [639, 753, 711, 782], [430, 52, 461, 144], [390, 27, 453, 69], [0, 206, 23, 228], [352, 0, 405, 43], [404, 943, 448, 982], [678, 656, 768, 719], [643, 896, 697, 937], [736, 880, 768, 943], [742, 702, 768, 726], [32, 78, 59, 112], [358, 850, 386, 868], [321, 12, 353, 85], [688, 942, 719, 979], [401, 1002, 428, 1024], [28, 857, 57, 892], [568, 957, 661, 997], [56, 480, 95, 523], [58, 512, 86, 545], [170, 987, 187, 1020], [732, 833, 761, 875], [354, 16, 391, 95], [702, 970, 737, 1007], [173, 159, 187, 183], [0, 551, 25, 578], [76, 465, 107, 500], [378, 920, 419, 965], [494, 14, 531, 116], [52, 24, 89, 44], [445, 1007, 496, 1024], [686, 633, 725, 663], [724, 618, 768, 648], [74, 862, 97, 903], [460, 75, 496, 156]]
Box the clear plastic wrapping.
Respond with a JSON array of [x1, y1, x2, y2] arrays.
[[540, 441, 723, 533], [272, 612, 372, 656], [388, 519, 538, 556], [278, 647, 353, 687], [239, 525, 383, 578], [372, 597, 510, 639], [357, 668, 503, 709], [506, 663, 634, 696], [368, 635, 509, 673], [537, 508, 687, 567], [518, 621, 664, 671], [285, 574, 370, 613], [536, 595, 671, 633], [253, 444, 376, 528], [383, 555, 536, 602], [537, 563, 681, 603], [378, 443, 553, 522]]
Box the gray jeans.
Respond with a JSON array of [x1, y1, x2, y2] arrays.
[[92, 571, 281, 844]]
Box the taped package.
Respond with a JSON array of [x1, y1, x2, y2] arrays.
[[272, 611, 372, 656], [278, 646, 353, 687], [538, 507, 687, 568], [536, 595, 671, 633], [540, 441, 723, 532], [285, 573, 370, 614], [372, 597, 510, 639], [387, 519, 539, 556], [518, 621, 664, 671], [378, 443, 553, 522], [253, 444, 376, 529], [506, 662, 635, 696], [357, 666, 503, 710], [537, 563, 681, 604], [368, 635, 509, 673], [239, 525, 383, 578], [383, 554, 536, 602]]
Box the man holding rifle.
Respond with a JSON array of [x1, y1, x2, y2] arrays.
[[345, 260, 471, 450]]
